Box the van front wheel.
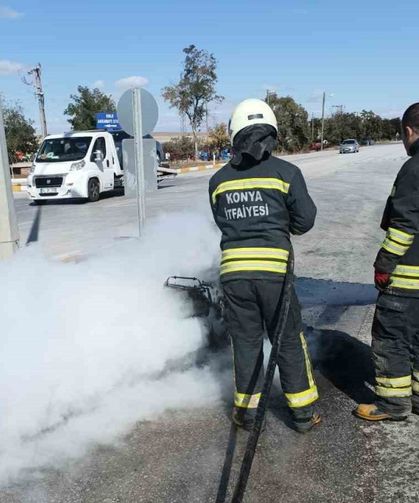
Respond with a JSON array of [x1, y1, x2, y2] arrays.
[[87, 178, 100, 202]]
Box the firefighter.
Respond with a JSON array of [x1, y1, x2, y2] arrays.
[[208, 99, 320, 433], [355, 103, 419, 421]]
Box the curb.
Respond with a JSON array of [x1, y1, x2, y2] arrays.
[[11, 179, 27, 192], [176, 163, 224, 174]]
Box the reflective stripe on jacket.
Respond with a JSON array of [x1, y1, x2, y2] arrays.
[[209, 155, 316, 282]]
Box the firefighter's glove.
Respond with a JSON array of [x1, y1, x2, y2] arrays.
[[374, 271, 390, 291]]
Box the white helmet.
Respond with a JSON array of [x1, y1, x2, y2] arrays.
[[229, 98, 278, 143]]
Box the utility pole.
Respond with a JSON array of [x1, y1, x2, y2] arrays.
[[266, 89, 276, 107], [320, 91, 326, 151], [0, 100, 19, 259], [311, 113, 315, 142], [25, 64, 47, 138], [332, 105, 344, 115], [205, 104, 209, 132]]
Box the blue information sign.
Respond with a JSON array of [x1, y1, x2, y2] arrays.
[[96, 112, 121, 131]]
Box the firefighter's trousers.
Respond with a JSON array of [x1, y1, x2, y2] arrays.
[[372, 293, 419, 416], [222, 279, 319, 420]]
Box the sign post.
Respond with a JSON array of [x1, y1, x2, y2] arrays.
[[0, 100, 19, 259], [132, 89, 145, 234], [117, 88, 158, 238]]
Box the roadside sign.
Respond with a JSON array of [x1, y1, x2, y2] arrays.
[[116, 88, 159, 237], [117, 88, 158, 137], [95, 112, 121, 131]]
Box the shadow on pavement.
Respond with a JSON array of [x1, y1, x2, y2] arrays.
[[307, 327, 375, 404], [26, 206, 42, 245]]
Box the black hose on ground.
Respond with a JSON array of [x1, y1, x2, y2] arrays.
[[230, 249, 295, 503]]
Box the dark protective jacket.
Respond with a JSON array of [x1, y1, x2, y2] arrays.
[[375, 140, 419, 296], [209, 154, 317, 282]]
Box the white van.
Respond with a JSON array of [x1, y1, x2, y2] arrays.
[[26, 131, 124, 203]]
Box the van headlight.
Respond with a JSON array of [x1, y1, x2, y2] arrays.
[[30, 164, 35, 174], [70, 160, 86, 171]]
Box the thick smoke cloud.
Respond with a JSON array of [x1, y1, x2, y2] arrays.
[[0, 212, 222, 483]]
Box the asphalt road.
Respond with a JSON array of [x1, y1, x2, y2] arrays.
[[2, 144, 418, 502]]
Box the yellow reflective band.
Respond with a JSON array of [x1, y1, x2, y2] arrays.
[[382, 238, 409, 256], [389, 277, 419, 289], [222, 247, 289, 262], [413, 381, 419, 394], [220, 261, 287, 275], [212, 177, 290, 204], [413, 370, 419, 382], [300, 332, 315, 389], [285, 385, 319, 408], [376, 375, 412, 388], [393, 265, 419, 278], [375, 385, 412, 398], [234, 392, 261, 409], [388, 227, 414, 245]]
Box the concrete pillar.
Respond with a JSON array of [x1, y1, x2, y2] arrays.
[[0, 101, 19, 259]]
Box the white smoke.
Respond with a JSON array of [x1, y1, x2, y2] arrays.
[[0, 212, 222, 483]]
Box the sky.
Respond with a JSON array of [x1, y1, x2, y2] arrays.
[[1, 0, 419, 134]]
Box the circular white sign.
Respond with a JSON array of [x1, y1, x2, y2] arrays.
[[117, 88, 158, 136]]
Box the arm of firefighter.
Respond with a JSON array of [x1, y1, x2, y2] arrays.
[[286, 169, 317, 235], [375, 164, 419, 273], [209, 179, 219, 224]]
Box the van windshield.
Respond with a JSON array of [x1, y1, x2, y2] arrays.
[[36, 137, 92, 163]]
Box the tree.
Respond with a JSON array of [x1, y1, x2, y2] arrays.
[[162, 45, 224, 159], [1, 101, 38, 164], [325, 112, 363, 144], [266, 93, 310, 152], [208, 122, 230, 152], [163, 136, 195, 161], [64, 86, 116, 130], [360, 110, 383, 141]]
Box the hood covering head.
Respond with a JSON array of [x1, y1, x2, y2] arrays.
[[231, 124, 278, 167]]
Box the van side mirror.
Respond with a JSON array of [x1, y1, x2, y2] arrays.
[[94, 150, 104, 162]]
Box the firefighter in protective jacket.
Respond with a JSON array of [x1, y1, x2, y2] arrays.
[[209, 99, 321, 433], [356, 103, 419, 421]]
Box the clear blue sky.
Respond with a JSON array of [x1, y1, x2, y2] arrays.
[[1, 0, 418, 133]]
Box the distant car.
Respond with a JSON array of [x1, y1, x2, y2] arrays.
[[339, 139, 359, 154]]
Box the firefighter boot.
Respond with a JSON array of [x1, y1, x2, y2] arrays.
[[354, 403, 407, 422], [292, 413, 322, 433], [232, 407, 266, 432]]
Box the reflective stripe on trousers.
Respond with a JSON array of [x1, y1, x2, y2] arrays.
[[285, 333, 319, 408], [375, 375, 412, 398], [234, 391, 261, 409], [413, 370, 419, 394]]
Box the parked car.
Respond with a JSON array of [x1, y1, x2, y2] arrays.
[[339, 139, 359, 154]]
